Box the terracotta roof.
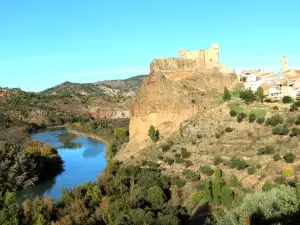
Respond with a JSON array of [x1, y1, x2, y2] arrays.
[[295, 70, 300, 75]]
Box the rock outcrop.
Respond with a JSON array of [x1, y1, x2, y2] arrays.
[[124, 58, 237, 152]]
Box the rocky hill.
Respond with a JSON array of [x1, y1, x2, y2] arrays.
[[0, 75, 146, 128], [123, 58, 236, 152]]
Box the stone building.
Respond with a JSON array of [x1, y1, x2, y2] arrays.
[[178, 43, 235, 74]]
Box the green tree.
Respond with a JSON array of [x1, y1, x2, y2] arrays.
[[147, 186, 166, 208], [255, 87, 264, 102], [148, 125, 159, 142], [222, 87, 231, 101], [282, 95, 293, 104], [239, 90, 256, 104]]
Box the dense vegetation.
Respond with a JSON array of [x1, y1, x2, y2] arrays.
[[1, 160, 189, 225]]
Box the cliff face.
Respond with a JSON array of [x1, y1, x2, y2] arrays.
[[126, 58, 236, 151]]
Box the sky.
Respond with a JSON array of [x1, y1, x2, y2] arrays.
[[1, 0, 300, 92]]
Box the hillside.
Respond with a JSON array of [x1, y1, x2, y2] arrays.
[[0, 75, 146, 128]]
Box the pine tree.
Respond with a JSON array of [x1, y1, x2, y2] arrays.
[[222, 87, 231, 101]]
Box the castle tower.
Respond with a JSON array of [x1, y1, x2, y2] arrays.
[[210, 43, 219, 63], [281, 56, 288, 72]]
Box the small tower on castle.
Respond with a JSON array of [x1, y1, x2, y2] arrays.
[[281, 56, 288, 72]]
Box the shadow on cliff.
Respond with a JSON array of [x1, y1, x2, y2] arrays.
[[188, 202, 213, 225]]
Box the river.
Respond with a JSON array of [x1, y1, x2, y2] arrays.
[[16, 128, 106, 203]]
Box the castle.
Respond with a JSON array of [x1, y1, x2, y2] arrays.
[[178, 43, 235, 74]]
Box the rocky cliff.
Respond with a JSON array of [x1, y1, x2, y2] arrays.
[[124, 58, 237, 153]]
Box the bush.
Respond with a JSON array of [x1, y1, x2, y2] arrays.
[[148, 125, 159, 142], [239, 90, 256, 104], [282, 164, 294, 178], [265, 115, 284, 126], [295, 116, 300, 125], [164, 157, 174, 165], [256, 163, 262, 169], [229, 157, 248, 170], [184, 160, 193, 168], [290, 127, 300, 137], [247, 166, 257, 175], [157, 155, 164, 160], [183, 170, 200, 181], [272, 106, 279, 110], [248, 113, 256, 123], [273, 154, 281, 161], [272, 124, 289, 135], [283, 152, 295, 163], [229, 174, 241, 187], [214, 156, 223, 166], [262, 180, 274, 191], [113, 127, 129, 139], [256, 117, 265, 124], [222, 87, 231, 101], [257, 145, 275, 155], [191, 192, 202, 204], [180, 147, 191, 158], [161, 144, 171, 152], [200, 165, 214, 176], [230, 109, 237, 117], [264, 98, 272, 103], [147, 186, 166, 208], [224, 127, 234, 133], [237, 113, 247, 123], [275, 176, 286, 184], [282, 96, 293, 104], [171, 177, 186, 188], [290, 104, 299, 112]]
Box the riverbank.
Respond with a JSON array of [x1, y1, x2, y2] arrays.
[[67, 129, 114, 148]]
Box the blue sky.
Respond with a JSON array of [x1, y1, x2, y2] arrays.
[[1, 0, 300, 92]]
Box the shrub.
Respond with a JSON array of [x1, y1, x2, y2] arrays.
[[191, 192, 202, 204], [196, 134, 202, 139], [200, 165, 214, 176], [157, 155, 164, 160], [147, 186, 166, 208], [256, 163, 262, 169], [237, 113, 247, 123], [290, 127, 300, 137], [282, 164, 294, 178], [248, 113, 256, 123], [240, 90, 256, 104], [272, 106, 279, 110], [272, 124, 289, 135], [214, 156, 223, 166], [164, 157, 174, 165], [229, 174, 241, 187], [230, 109, 237, 117], [183, 170, 200, 181], [184, 160, 193, 168], [273, 154, 281, 161], [180, 147, 191, 158], [229, 157, 248, 170], [264, 98, 272, 103], [282, 96, 293, 104], [148, 125, 159, 142], [275, 176, 286, 184], [256, 117, 265, 124], [283, 152, 295, 163], [262, 180, 274, 191], [257, 145, 275, 155], [113, 127, 129, 139], [265, 115, 284, 126], [290, 104, 299, 112], [191, 99, 196, 104], [224, 127, 234, 133], [222, 86, 231, 101], [161, 144, 171, 152], [174, 154, 183, 163], [295, 116, 300, 125], [247, 166, 257, 175], [171, 177, 186, 188]]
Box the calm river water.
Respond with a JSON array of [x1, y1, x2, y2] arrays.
[[16, 128, 106, 203]]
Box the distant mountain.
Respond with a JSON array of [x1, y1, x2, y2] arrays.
[[41, 75, 147, 98]]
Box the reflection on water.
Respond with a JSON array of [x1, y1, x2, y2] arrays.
[[17, 129, 106, 203]]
